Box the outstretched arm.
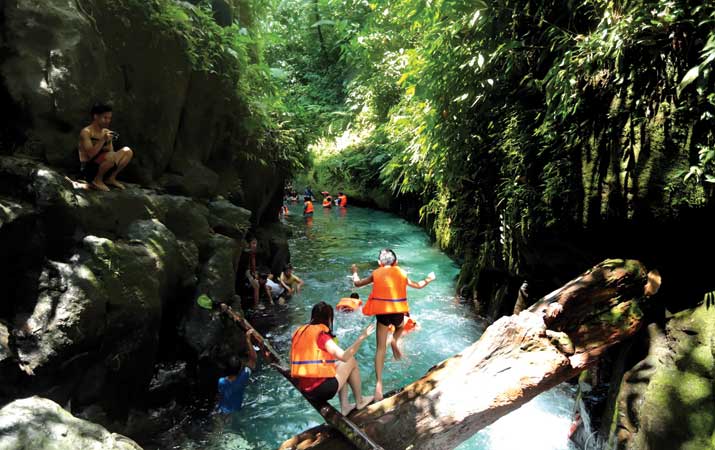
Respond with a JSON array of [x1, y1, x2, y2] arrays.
[[324, 323, 375, 362], [245, 329, 258, 369], [407, 271, 436, 289], [351, 264, 373, 287]]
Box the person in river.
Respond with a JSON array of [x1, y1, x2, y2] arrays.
[[280, 263, 304, 298], [321, 191, 333, 208], [291, 302, 375, 414], [337, 191, 348, 208], [303, 196, 314, 216], [235, 236, 261, 309], [258, 272, 285, 306], [351, 248, 436, 401], [77, 102, 134, 191], [336, 292, 362, 312], [217, 329, 258, 414]]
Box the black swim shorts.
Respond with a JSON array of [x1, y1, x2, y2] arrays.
[[304, 377, 339, 402], [376, 313, 405, 328]]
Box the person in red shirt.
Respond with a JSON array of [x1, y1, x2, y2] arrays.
[[291, 302, 375, 414]]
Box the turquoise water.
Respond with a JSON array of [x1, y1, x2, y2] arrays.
[[193, 204, 577, 450]]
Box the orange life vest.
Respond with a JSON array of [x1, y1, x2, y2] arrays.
[[362, 265, 409, 315], [336, 297, 362, 312], [339, 195, 347, 207], [388, 316, 417, 334], [290, 324, 336, 378], [304, 201, 314, 214], [322, 199, 332, 207]]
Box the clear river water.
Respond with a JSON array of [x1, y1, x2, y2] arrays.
[[181, 204, 578, 450]]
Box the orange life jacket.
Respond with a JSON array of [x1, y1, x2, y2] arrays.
[[290, 324, 336, 378], [336, 297, 362, 312], [362, 265, 409, 315], [322, 199, 332, 207], [304, 201, 314, 214], [339, 195, 347, 207], [388, 316, 417, 334]]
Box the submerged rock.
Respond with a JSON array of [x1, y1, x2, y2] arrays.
[[0, 396, 142, 450]]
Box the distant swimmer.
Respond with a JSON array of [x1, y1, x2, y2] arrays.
[[351, 249, 436, 401], [336, 293, 362, 312], [303, 196, 314, 216], [321, 191, 333, 208], [337, 191, 348, 208]]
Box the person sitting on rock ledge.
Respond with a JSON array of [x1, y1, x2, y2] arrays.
[[78, 102, 134, 191]]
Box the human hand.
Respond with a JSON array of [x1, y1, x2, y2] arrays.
[[360, 323, 376, 339], [220, 303, 229, 312], [101, 129, 112, 141], [426, 272, 436, 282]]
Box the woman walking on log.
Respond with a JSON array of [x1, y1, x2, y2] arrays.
[[291, 302, 375, 414], [351, 248, 436, 401]]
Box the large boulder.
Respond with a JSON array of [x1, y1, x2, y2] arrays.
[[607, 303, 715, 450], [0, 396, 142, 450]]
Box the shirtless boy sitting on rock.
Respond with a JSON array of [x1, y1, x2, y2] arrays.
[[78, 102, 134, 191]]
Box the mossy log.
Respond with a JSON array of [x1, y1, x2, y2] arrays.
[[280, 259, 661, 450]]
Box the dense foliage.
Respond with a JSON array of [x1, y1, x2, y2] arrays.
[[118, 0, 309, 173], [265, 0, 715, 312]]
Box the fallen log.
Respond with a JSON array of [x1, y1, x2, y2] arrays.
[[279, 259, 661, 450]]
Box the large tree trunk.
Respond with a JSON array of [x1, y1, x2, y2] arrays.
[[280, 259, 661, 450]]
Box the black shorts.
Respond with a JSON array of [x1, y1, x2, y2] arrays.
[[304, 377, 338, 402], [376, 313, 405, 328]]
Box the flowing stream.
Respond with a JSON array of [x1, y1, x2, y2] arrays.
[[185, 204, 578, 450]]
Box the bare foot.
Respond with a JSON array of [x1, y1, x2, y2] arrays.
[[92, 180, 110, 191], [356, 396, 374, 409], [106, 179, 126, 190], [341, 403, 356, 416], [374, 381, 383, 402], [391, 341, 403, 360]]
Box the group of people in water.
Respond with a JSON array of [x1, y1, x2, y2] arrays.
[[291, 248, 436, 414], [223, 232, 436, 419]]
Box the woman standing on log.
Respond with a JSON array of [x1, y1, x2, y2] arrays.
[[351, 248, 436, 401], [291, 302, 375, 414]]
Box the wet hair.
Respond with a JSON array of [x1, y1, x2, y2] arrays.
[[225, 355, 242, 376], [90, 102, 112, 117], [304, 196, 311, 201], [309, 301, 334, 334], [349, 292, 360, 299], [378, 248, 397, 266], [284, 263, 293, 272]]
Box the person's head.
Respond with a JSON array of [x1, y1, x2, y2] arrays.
[[225, 355, 242, 377], [309, 301, 334, 333], [349, 292, 360, 299], [304, 196, 311, 202], [378, 248, 397, 267], [283, 263, 293, 276], [90, 102, 113, 128], [246, 236, 258, 251], [338, 191, 343, 196], [258, 271, 269, 284]]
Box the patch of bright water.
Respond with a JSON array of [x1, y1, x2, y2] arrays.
[[191, 204, 578, 450]]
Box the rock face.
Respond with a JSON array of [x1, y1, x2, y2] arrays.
[[0, 0, 285, 217], [606, 303, 715, 450], [0, 157, 288, 426], [0, 396, 143, 450]]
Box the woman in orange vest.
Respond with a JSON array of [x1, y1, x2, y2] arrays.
[[290, 302, 375, 414], [337, 191, 348, 207], [303, 196, 314, 216], [351, 248, 436, 401]]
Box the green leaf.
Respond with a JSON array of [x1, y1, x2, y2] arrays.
[[677, 66, 700, 97]]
